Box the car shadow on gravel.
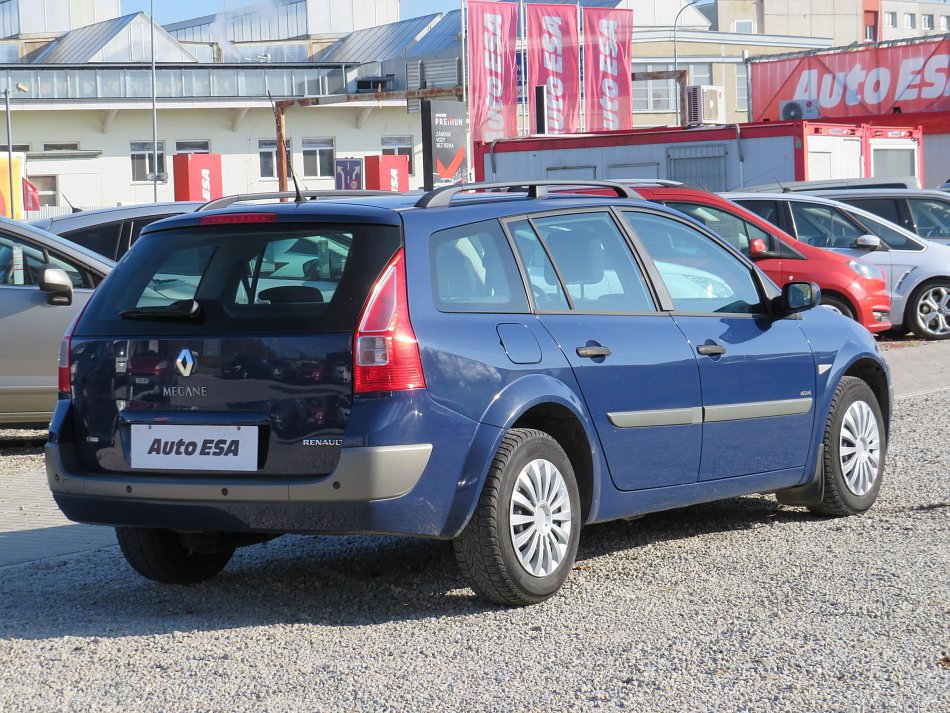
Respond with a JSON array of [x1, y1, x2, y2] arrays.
[[0, 495, 823, 640]]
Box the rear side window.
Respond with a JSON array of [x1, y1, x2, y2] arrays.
[[429, 220, 528, 313], [737, 200, 783, 228], [906, 198, 950, 239], [76, 222, 401, 336], [63, 221, 123, 260], [527, 211, 656, 313]]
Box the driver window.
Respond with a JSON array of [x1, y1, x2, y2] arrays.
[[623, 210, 765, 315], [789, 203, 863, 248], [666, 202, 772, 256], [0, 234, 48, 286]]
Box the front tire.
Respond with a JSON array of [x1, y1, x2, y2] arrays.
[[906, 279, 950, 340], [453, 428, 581, 606], [116, 528, 234, 584], [809, 377, 885, 517]]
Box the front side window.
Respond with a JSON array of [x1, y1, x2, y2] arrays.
[[259, 138, 292, 179], [527, 212, 656, 313], [429, 220, 528, 313], [507, 219, 570, 310], [788, 203, 864, 248], [905, 199, 950, 239], [382, 136, 414, 174], [303, 138, 334, 178], [0, 233, 91, 288], [843, 198, 902, 228], [849, 211, 924, 251], [63, 222, 123, 260], [130, 141, 165, 182], [665, 201, 772, 256], [623, 210, 764, 314], [737, 199, 784, 229]]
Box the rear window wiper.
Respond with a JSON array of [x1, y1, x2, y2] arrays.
[[120, 299, 202, 322]]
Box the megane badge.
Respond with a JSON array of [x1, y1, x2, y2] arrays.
[[175, 348, 196, 377]]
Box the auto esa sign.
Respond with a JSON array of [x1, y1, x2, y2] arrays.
[[130, 424, 258, 471], [751, 37, 950, 121]]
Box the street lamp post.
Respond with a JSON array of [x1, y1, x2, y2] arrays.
[[3, 82, 28, 219], [672, 0, 700, 74], [150, 0, 159, 203]]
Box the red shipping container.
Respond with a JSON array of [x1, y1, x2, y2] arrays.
[[364, 155, 409, 192], [172, 153, 223, 202]]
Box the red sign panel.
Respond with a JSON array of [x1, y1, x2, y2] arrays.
[[583, 7, 633, 132], [172, 153, 223, 202], [364, 155, 409, 192], [752, 38, 950, 121], [526, 3, 580, 134], [467, 0, 519, 143]]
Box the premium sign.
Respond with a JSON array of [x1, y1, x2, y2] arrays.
[[583, 7, 633, 132], [130, 424, 258, 471], [526, 3, 580, 134], [430, 100, 468, 181], [467, 0, 519, 143], [751, 38, 950, 120]]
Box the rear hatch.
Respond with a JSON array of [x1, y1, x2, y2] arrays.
[[68, 214, 401, 477]]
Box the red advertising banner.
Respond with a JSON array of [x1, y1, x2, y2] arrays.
[[752, 38, 950, 121], [172, 153, 223, 202], [583, 7, 633, 132], [467, 0, 519, 143], [526, 3, 580, 134]]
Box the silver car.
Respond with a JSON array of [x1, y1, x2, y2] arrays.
[[726, 191, 950, 340], [0, 218, 113, 425]]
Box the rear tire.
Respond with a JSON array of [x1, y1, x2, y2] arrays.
[[809, 377, 885, 517], [116, 528, 234, 584], [819, 294, 855, 320], [453, 428, 581, 606]]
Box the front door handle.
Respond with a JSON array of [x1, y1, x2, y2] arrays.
[[576, 345, 612, 358], [697, 344, 726, 356]]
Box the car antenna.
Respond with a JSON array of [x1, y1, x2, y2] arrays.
[[61, 193, 82, 213], [291, 174, 305, 204]]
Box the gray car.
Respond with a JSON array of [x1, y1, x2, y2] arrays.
[[726, 191, 950, 340], [795, 188, 950, 244], [0, 218, 114, 425], [31, 202, 202, 261]]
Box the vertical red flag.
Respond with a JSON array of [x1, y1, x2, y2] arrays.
[[22, 178, 40, 211], [526, 3, 580, 134], [467, 0, 519, 143], [583, 7, 633, 132]]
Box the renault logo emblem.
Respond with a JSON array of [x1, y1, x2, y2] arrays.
[[175, 348, 196, 377]]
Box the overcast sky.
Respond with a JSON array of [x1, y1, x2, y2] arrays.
[[121, 1, 455, 24]]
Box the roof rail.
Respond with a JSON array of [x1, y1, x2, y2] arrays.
[[198, 189, 397, 211], [741, 176, 920, 193], [414, 180, 640, 208]]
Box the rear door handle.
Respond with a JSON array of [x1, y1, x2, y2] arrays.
[[697, 344, 726, 356], [576, 346, 612, 358]]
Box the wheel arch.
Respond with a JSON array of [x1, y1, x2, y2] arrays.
[[817, 289, 856, 317]]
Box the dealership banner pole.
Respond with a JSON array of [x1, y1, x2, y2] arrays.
[[461, 0, 471, 180]]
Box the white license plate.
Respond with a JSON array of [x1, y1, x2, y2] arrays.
[[130, 424, 258, 471]]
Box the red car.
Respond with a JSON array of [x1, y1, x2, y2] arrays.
[[629, 186, 891, 333]]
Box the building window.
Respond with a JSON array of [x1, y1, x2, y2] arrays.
[[904, 13, 916, 29], [30, 175, 58, 207], [633, 63, 712, 113], [0, 143, 31, 152], [732, 19, 755, 34], [923, 14, 934, 30], [176, 140, 210, 154], [382, 136, 414, 174], [302, 138, 334, 178], [130, 141, 166, 182], [43, 142, 79, 152], [258, 138, 292, 180], [735, 64, 748, 112], [884, 12, 896, 28], [942, 16, 949, 30]]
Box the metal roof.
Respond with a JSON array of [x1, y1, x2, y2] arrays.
[[406, 10, 461, 58], [313, 14, 441, 64], [30, 13, 139, 64]]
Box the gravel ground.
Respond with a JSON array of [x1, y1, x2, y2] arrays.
[[1, 394, 949, 712]]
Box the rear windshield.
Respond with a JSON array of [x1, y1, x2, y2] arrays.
[[75, 222, 401, 336]]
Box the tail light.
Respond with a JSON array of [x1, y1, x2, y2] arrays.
[[354, 248, 425, 394], [58, 334, 72, 398]]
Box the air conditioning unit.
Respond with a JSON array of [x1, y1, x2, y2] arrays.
[[780, 99, 821, 120], [685, 85, 725, 125]]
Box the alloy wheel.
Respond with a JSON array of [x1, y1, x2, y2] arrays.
[[916, 285, 950, 337], [839, 401, 881, 497]]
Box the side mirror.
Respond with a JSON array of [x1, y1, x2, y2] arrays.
[[748, 237, 769, 259], [780, 281, 820, 315], [38, 265, 73, 306], [852, 235, 881, 250]]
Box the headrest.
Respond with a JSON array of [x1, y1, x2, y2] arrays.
[[544, 229, 605, 285]]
